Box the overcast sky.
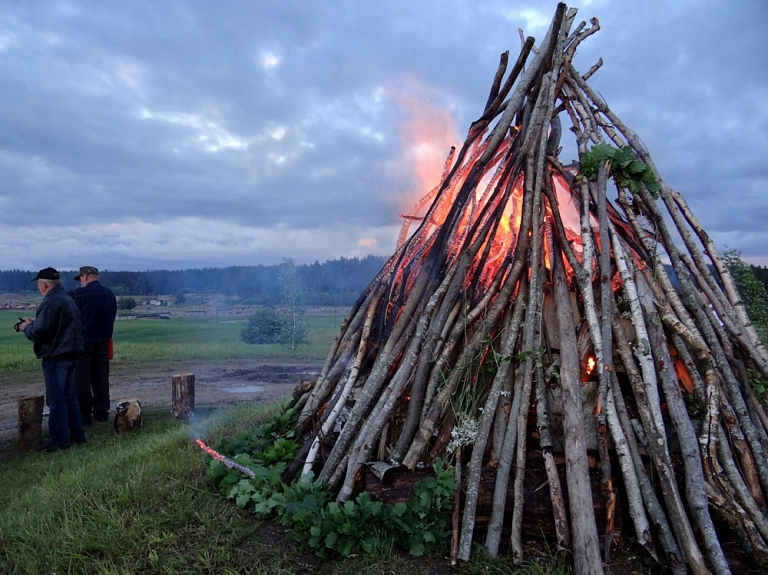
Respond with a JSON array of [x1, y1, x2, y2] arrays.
[[1, 1, 766, 272]]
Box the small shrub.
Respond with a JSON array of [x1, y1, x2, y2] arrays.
[[240, 307, 308, 346], [240, 307, 284, 344], [118, 296, 137, 311]]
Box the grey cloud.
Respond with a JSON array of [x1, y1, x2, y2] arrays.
[[1, 0, 766, 270]]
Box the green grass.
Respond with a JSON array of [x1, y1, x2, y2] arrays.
[[0, 404, 287, 574], [0, 405, 462, 575], [0, 309, 344, 375], [0, 404, 571, 575]]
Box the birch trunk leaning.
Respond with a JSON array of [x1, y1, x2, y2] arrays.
[[286, 2, 768, 571]]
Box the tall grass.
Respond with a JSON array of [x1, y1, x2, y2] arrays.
[[1, 405, 277, 574]]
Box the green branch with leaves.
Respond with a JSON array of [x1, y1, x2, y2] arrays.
[[580, 143, 660, 198]]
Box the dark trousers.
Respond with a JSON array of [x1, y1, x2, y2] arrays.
[[42, 359, 84, 448], [76, 341, 111, 423]]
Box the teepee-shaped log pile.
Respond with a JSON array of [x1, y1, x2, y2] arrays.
[[287, 4, 768, 574]]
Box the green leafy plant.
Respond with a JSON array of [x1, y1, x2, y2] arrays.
[[302, 492, 388, 557], [515, 345, 546, 367], [258, 437, 299, 465], [580, 143, 660, 198], [753, 379, 768, 397], [206, 448, 457, 559], [385, 457, 457, 556], [205, 407, 458, 559], [205, 452, 259, 494], [213, 405, 297, 458], [723, 248, 768, 328]]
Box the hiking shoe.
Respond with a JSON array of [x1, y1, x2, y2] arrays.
[[70, 435, 87, 445]]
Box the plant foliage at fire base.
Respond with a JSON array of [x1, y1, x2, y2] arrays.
[[205, 421, 456, 558]]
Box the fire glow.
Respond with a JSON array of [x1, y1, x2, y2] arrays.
[[584, 355, 597, 381], [195, 438, 255, 478]]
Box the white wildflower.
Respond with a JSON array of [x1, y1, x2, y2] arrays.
[[446, 414, 479, 454]]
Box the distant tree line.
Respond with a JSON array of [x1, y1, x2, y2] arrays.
[[0, 255, 387, 307]]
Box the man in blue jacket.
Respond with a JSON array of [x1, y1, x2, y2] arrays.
[[71, 266, 117, 424], [18, 267, 86, 452]]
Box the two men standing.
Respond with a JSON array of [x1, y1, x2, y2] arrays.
[[71, 266, 117, 425], [17, 265, 117, 452]]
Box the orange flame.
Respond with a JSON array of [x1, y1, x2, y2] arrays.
[[670, 349, 695, 394], [582, 355, 597, 382]]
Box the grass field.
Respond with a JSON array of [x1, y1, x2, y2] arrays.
[[0, 308, 344, 375]]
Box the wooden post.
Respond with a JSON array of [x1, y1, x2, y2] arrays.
[[172, 373, 195, 419], [18, 395, 44, 451]]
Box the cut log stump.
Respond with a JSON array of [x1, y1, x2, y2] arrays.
[[172, 373, 195, 419], [18, 395, 44, 451]]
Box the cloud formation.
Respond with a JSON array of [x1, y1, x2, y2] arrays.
[[1, 1, 766, 271]]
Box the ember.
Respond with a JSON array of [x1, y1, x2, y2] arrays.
[[195, 438, 255, 478]]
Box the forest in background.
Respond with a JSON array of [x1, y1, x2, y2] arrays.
[[3, 252, 768, 314], [0, 255, 387, 307]]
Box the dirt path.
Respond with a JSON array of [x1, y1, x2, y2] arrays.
[[0, 360, 321, 450]]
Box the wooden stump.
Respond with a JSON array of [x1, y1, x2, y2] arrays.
[[172, 373, 195, 419], [18, 395, 44, 451]]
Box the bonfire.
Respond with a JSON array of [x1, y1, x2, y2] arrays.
[[285, 4, 768, 574]]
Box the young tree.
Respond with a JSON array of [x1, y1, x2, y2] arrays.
[[278, 258, 308, 349]]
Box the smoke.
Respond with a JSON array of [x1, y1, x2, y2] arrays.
[[386, 75, 461, 215]]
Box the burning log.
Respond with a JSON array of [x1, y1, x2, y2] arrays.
[[287, 3, 768, 573], [195, 438, 255, 478]]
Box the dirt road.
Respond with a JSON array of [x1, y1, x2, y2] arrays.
[[0, 360, 321, 450]]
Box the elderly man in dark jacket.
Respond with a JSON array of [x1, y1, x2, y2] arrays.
[[18, 267, 86, 452], [71, 266, 117, 424]]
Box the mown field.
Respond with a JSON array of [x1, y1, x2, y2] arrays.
[[0, 308, 344, 376]]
